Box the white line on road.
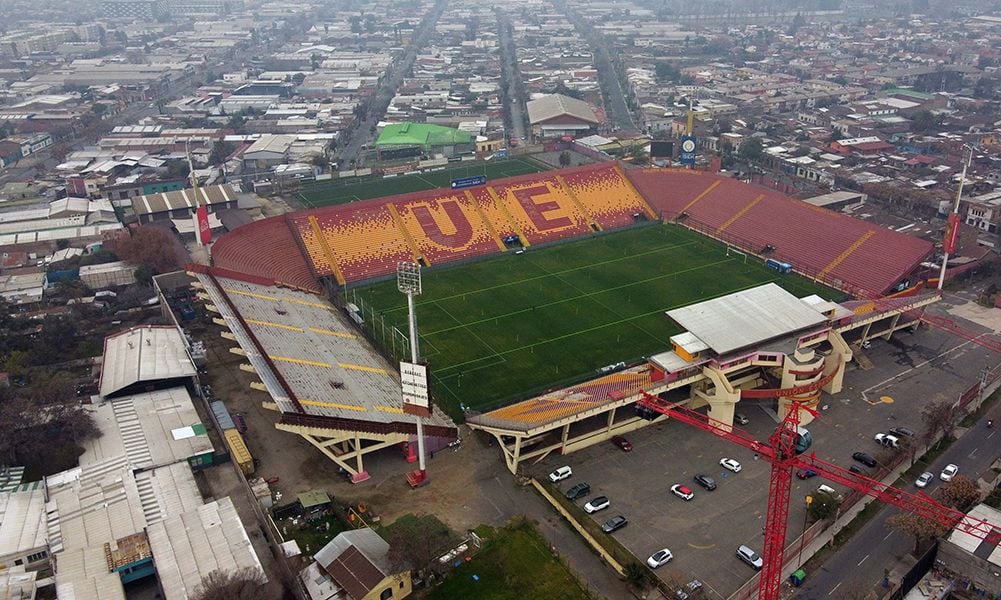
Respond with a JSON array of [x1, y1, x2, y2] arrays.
[[969, 447, 978, 459], [861, 338, 975, 396], [857, 554, 869, 566], [828, 582, 842, 596], [884, 531, 894, 541]]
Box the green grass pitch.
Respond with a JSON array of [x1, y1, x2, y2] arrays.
[[298, 157, 548, 208], [350, 224, 838, 419]]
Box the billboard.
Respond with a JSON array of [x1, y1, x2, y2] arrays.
[[679, 135, 697, 166], [196, 205, 211, 245], [400, 361, 431, 417], [450, 175, 487, 189], [649, 141, 674, 158], [943, 213, 960, 254]]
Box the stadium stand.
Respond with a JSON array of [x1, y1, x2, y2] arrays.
[[210, 216, 320, 293], [486, 178, 592, 244], [560, 164, 657, 229], [389, 190, 503, 265], [295, 203, 413, 282], [627, 169, 933, 296]]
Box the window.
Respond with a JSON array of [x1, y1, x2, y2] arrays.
[[27, 550, 47, 562], [380, 588, 393, 600]]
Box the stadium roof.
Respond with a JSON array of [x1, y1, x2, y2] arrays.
[[666, 283, 828, 356], [526, 94, 599, 125], [374, 122, 472, 147], [99, 326, 197, 398], [131, 184, 236, 217]]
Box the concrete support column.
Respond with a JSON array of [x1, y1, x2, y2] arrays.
[[824, 330, 852, 396], [701, 366, 740, 430], [883, 314, 901, 340], [606, 407, 616, 431], [860, 322, 872, 343]]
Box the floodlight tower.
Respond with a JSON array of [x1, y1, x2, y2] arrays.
[[397, 261, 428, 483]]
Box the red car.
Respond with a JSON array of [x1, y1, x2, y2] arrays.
[[611, 435, 633, 452]]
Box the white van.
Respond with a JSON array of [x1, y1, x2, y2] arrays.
[[548, 466, 572, 483]]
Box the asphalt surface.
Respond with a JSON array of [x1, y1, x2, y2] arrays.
[[535, 320, 1001, 598], [335, 0, 447, 167], [794, 399, 1001, 599], [496, 11, 528, 142]]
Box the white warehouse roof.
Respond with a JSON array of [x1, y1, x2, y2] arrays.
[[99, 326, 196, 398]]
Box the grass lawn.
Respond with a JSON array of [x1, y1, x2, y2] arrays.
[[349, 224, 838, 418], [298, 157, 547, 207], [426, 519, 591, 600]]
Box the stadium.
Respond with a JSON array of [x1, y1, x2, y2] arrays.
[[194, 160, 939, 481]]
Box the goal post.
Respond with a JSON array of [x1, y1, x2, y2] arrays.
[[726, 246, 748, 263]]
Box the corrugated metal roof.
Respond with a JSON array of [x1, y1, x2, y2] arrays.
[[99, 327, 196, 398], [526, 94, 599, 125], [0, 487, 47, 559], [666, 283, 828, 355], [146, 497, 264, 600]]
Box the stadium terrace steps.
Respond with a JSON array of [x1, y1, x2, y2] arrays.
[[390, 190, 503, 266], [627, 169, 934, 295], [296, 203, 412, 282], [560, 165, 655, 229], [209, 217, 320, 293]]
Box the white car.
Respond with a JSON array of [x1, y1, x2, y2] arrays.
[[548, 466, 572, 483], [940, 464, 958, 481], [915, 472, 933, 488], [647, 548, 673, 568], [584, 496, 610, 513], [720, 458, 742, 473], [670, 484, 695, 501]]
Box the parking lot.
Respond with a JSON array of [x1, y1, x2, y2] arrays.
[[535, 319, 1001, 598]]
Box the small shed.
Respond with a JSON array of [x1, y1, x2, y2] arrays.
[[298, 490, 332, 518]]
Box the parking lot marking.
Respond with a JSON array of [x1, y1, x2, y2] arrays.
[[828, 582, 842, 595], [857, 554, 869, 566], [687, 542, 716, 550], [861, 338, 975, 399], [968, 447, 978, 459], [883, 531, 894, 541]]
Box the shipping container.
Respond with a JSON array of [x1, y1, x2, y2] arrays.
[[210, 400, 236, 431], [224, 429, 254, 476]]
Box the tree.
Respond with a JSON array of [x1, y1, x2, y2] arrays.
[[886, 511, 948, 555], [193, 568, 281, 600], [111, 227, 182, 275], [385, 515, 456, 580], [911, 109, 941, 133], [937, 476, 980, 511], [91, 103, 107, 117], [807, 490, 840, 522], [738, 137, 764, 162], [921, 399, 958, 449], [654, 62, 681, 82], [209, 140, 235, 166], [624, 561, 653, 589], [558, 151, 571, 167]]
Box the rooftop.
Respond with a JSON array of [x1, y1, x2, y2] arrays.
[[0, 487, 47, 560], [947, 503, 1001, 566], [131, 184, 236, 216], [526, 93, 599, 125], [314, 529, 391, 600], [374, 122, 472, 147], [665, 283, 829, 356], [99, 326, 197, 398]]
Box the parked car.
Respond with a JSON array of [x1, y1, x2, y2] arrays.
[[565, 482, 590, 501], [584, 496, 610, 513], [548, 466, 572, 483], [736, 545, 763, 570], [671, 484, 695, 501], [646, 548, 673, 568], [610, 435, 633, 452], [675, 590, 690, 600], [915, 472, 933, 488], [720, 458, 742, 473], [796, 469, 818, 479], [816, 484, 844, 502], [694, 474, 717, 490], [852, 452, 878, 468], [849, 464, 867, 475], [734, 413, 750, 425], [874, 433, 899, 448], [601, 515, 628, 533], [940, 464, 959, 481], [889, 426, 915, 438], [685, 579, 704, 593]]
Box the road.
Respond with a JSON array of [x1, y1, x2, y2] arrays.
[[335, 0, 447, 167], [795, 402, 1001, 599], [556, 0, 637, 132], [496, 10, 527, 143]]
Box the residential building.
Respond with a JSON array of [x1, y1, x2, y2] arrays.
[[527, 94, 600, 140]]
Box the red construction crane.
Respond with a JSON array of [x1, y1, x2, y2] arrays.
[[636, 391, 997, 600], [921, 313, 1001, 355]]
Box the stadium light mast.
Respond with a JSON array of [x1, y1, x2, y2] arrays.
[[397, 261, 429, 485], [938, 144, 974, 290]]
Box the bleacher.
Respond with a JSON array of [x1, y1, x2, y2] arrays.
[[627, 169, 934, 295], [388, 190, 503, 265], [560, 164, 656, 229], [486, 178, 592, 244], [210, 217, 320, 293], [294, 203, 413, 282]]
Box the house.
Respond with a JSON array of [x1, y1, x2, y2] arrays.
[[961, 190, 1001, 234], [936, 503, 1001, 597], [526, 94, 600, 140], [300, 529, 411, 600], [830, 136, 895, 156]]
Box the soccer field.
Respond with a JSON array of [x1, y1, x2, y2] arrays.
[[349, 224, 838, 419], [298, 157, 547, 208]]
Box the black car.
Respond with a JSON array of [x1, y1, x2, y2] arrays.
[[852, 452, 878, 468], [889, 426, 915, 438], [694, 474, 717, 490], [849, 464, 867, 475], [565, 482, 591, 501], [601, 515, 628, 533]]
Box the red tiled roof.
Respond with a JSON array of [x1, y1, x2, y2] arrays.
[[323, 546, 386, 600]]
